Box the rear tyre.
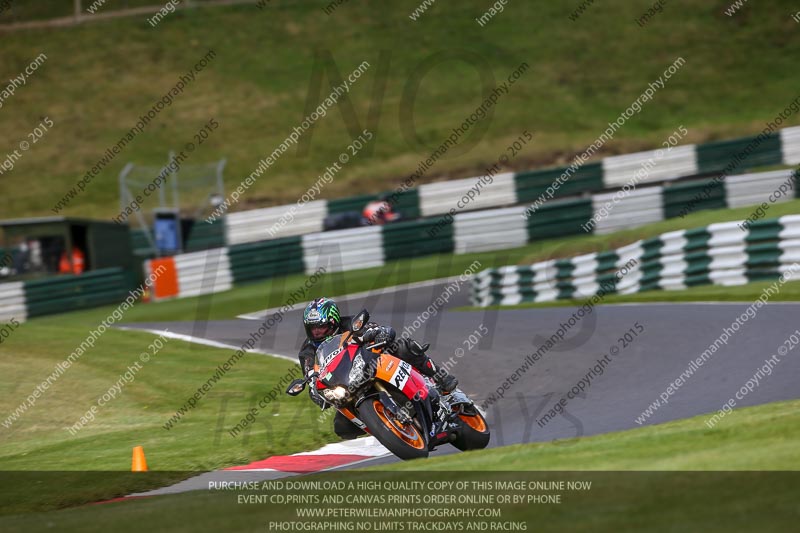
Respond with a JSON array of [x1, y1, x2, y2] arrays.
[[358, 399, 429, 460], [452, 408, 490, 451]]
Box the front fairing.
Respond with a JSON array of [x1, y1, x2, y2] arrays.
[[314, 334, 378, 392]]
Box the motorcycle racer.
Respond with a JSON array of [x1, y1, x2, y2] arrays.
[[298, 297, 459, 439]]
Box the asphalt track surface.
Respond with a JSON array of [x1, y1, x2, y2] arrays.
[[121, 280, 800, 493]]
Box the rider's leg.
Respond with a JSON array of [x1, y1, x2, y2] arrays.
[[391, 338, 459, 394]]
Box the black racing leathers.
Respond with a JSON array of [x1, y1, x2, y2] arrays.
[[296, 317, 456, 439]]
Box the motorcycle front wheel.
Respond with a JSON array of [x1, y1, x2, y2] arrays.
[[452, 408, 490, 451], [358, 398, 429, 460]]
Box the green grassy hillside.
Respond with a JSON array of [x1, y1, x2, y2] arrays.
[[1, 0, 800, 219]]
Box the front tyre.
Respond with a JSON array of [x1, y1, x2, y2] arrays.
[[452, 408, 490, 451], [358, 399, 429, 460]]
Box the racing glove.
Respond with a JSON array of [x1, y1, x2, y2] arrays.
[[360, 324, 396, 346], [306, 369, 330, 410]]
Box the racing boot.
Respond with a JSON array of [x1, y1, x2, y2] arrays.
[[432, 365, 459, 395]]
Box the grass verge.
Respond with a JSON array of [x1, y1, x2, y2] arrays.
[[0, 312, 334, 509], [1, 400, 798, 531]]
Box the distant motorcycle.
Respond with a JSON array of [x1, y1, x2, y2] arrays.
[[286, 310, 490, 460]]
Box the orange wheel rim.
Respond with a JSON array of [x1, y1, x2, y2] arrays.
[[373, 400, 426, 450], [459, 412, 488, 432]]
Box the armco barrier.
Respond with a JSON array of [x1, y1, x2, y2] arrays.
[[212, 125, 800, 247], [225, 200, 328, 245], [601, 145, 697, 188], [454, 206, 527, 254], [302, 226, 384, 274], [725, 169, 800, 208], [172, 248, 232, 298], [228, 236, 305, 283], [781, 126, 800, 165], [185, 219, 227, 250], [4, 129, 796, 319], [590, 186, 664, 234], [662, 177, 727, 219], [383, 218, 454, 261], [695, 133, 783, 174], [142, 166, 800, 302], [24, 268, 134, 318], [419, 172, 516, 217], [526, 197, 593, 240], [0, 282, 26, 322], [514, 162, 603, 204], [0, 269, 136, 323], [471, 215, 800, 307]]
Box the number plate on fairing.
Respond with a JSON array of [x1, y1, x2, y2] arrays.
[[390, 360, 412, 390]]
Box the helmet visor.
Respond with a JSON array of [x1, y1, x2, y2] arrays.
[[310, 324, 331, 341]]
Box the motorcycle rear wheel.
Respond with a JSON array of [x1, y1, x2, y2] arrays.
[[358, 399, 429, 460]]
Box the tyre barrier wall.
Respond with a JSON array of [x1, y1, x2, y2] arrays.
[[141, 166, 799, 301], [471, 215, 800, 307], [0, 268, 135, 323], [219, 126, 800, 246]]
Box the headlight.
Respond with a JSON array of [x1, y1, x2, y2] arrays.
[[322, 386, 348, 401]]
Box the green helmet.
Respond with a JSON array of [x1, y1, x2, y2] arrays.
[[303, 297, 341, 344]]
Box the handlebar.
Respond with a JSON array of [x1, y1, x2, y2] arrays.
[[364, 340, 387, 351]]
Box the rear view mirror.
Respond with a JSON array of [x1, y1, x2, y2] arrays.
[[350, 309, 369, 333], [286, 378, 308, 396]]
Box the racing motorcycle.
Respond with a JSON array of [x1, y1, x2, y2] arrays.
[[286, 310, 490, 460]]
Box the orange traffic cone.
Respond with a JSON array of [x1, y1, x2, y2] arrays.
[[131, 446, 148, 472]]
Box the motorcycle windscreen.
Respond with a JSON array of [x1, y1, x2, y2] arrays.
[[315, 333, 357, 390]]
